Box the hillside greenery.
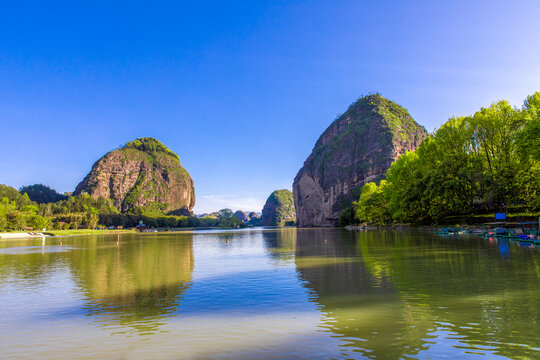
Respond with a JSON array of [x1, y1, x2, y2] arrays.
[[309, 94, 426, 182], [0, 183, 245, 231], [123, 137, 180, 160], [262, 190, 296, 226], [346, 93, 425, 142], [19, 184, 67, 204], [343, 92, 540, 225]]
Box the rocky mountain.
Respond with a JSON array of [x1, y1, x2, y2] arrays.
[[234, 210, 250, 223], [231, 210, 263, 226], [261, 190, 296, 226], [74, 137, 195, 214], [247, 212, 262, 226], [293, 94, 427, 226]]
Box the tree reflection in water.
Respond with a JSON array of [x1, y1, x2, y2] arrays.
[[68, 234, 194, 334], [3, 229, 540, 357], [262, 228, 297, 265], [292, 229, 540, 359]]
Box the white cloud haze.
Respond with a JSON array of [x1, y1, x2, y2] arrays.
[[193, 194, 265, 214]]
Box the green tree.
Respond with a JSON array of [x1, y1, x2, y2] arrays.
[[517, 92, 540, 208], [338, 205, 357, 227], [355, 181, 391, 224], [30, 215, 49, 230], [379, 93, 539, 224], [19, 184, 67, 204], [385, 151, 425, 223], [11, 213, 27, 230], [86, 213, 99, 229]]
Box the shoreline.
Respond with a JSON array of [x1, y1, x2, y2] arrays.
[[3, 223, 537, 239], [0, 232, 49, 239], [0, 229, 138, 239], [0, 226, 253, 239], [344, 224, 491, 233]]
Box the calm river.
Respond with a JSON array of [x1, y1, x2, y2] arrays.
[[1, 229, 540, 359]]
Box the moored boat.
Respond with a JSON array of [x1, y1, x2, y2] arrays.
[[435, 227, 466, 235]]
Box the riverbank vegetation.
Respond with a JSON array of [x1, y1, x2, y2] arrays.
[[3, 93, 538, 230], [341, 92, 540, 226], [0, 184, 245, 231], [44, 229, 137, 236]]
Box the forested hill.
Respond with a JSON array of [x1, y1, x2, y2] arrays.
[[74, 137, 195, 214], [0, 183, 247, 231], [261, 189, 296, 226], [345, 92, 540, 226], [294, 94, 427, 227]]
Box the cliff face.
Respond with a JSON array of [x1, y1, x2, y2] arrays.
[[293, 94, 427, 226], [74, 138, 195, 214], [234, 210, 250, 223], [248, 212, 262, 226], [261, 190, 296, 226]]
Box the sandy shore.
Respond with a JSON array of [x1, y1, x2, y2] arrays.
[[0, 232, 49, 239]]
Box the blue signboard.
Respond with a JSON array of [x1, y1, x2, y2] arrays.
[[495, 213, 506, 220]]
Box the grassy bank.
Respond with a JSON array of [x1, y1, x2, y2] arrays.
[[44, 229, 138, 236], [44, 226, 249, 237]]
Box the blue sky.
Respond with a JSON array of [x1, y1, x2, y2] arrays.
[[1, 0, 539, 213]]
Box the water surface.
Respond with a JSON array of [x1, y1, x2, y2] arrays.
[[1, 229, 539, 359]]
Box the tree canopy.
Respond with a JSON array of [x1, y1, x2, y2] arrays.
[[123, 137, 179, 160], [19, 184, 67, 204], [347, 92, 540, 225]]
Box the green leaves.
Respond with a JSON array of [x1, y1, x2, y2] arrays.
[[262, 190, 296, 226], [518, 93, 540, 162], [123, 137, 180, 160], [19, 184, 67, 204], [355, 181, 391, 225], [29, 215, 49, 230], [359, 92, 540, 225]]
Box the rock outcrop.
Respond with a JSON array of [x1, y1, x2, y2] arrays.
[[74, 137, 195, 214], [234, 210, 250, 223], [247, 212, 262, 226], [261, 190, 296, 226], [293, 94, 427, 226]]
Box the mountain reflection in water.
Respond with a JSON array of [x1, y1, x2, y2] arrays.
[[292, 229, 540, 359], [1, 229, 540, 359], [70, 235, 194, 333]]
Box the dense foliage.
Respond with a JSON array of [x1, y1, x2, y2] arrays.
[[19, 184, 67, 204], [350, 93, 540, 225], [261, 190, 296, 226], [0, 185, 113, 231], [1, 182, 246, 231], [247, 212, 262, 226], [99, 208, 246, 229], [123, 137, 180, 160]]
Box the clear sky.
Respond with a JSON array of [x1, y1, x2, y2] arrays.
[[1, 0, 539, 213]]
